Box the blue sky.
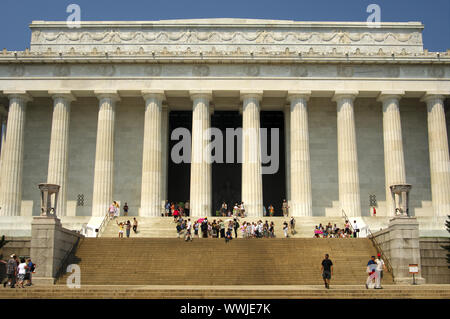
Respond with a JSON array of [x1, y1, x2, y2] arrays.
[[0, 0, 449, 51]]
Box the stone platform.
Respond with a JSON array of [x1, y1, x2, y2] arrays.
[[1, 285, 449, 299]]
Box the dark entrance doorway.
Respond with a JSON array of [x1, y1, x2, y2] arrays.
[[211, 111, 242, 216], [261, 111, 286, 216], [168, 111, 192, 207]]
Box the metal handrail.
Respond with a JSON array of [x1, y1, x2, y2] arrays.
[[341, 209, 394, 281], [96, 213, 110, 237]]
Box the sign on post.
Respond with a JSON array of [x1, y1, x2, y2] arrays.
[[409, 264, 419, 285]]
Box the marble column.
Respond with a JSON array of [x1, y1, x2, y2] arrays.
[[0, 92, 32, 216], [288, 91, 313, 216], [241, 91, 263, 217], [140, 90, 165, 217], [333, 91, 361, 217], [0, 105, 8, 194], [378, 92, 406, 216], [0, 105, 7, 157], [91, 91, 119, 217], [47, 91, 75, 217], [161, 106, 169, 206], [283, 104, 291, 204], [422, 93, 450, 216], [189, 91, 212, 217]]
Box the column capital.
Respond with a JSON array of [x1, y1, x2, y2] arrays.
[[4, 91, 33, 103], [287, 90, 311, 102], [142, 90, 166, 102], [420, 91, 449, 103], [377, 91, 404, 103], [94, 90, 120, 102], [332, 90, 358, 102], [190, 90, 212, 102], [48, 90, 76, 102], [240, 90, 263, 101]]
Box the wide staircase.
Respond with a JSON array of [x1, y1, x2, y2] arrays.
[[100, 216, 347, 238], [57, 237, 393, 286]]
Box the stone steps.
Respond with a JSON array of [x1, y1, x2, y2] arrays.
[[56, 237, 393, 286], [1, 286, 449, 299], [100, 217, 349, 238]]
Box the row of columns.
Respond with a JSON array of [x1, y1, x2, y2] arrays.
[[0, 90, 448, 217]]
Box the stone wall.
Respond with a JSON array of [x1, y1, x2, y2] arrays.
[[371, 217, 424, 283], [420, 237, 450, 284], [0, 236, 31, 259], [31, 217, 83, 284]]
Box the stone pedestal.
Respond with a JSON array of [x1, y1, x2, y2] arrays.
[[387, 217, 425, 284], [30, 216, 82, 285]]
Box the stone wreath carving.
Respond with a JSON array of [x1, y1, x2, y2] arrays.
[[290, 65, 308, 77], [245, 65, 260, 76], [91, 64, 115, 76], [427, 66, 444, 78], [53, 65, 71, 77], [192, 65, 210, 76], [144, 65, 162, 76], [8, 65, 25, 77], [337, 65, 354, 77]]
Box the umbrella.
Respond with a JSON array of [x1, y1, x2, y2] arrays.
[[197, 218, 205, 223]]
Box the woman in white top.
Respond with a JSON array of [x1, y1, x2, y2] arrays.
[[17, 258, 28, 288]]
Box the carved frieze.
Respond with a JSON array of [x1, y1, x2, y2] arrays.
[[28, 20, 425, 55]]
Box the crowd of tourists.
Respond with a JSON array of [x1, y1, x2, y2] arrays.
[[1, 254, 35, 289], [313, 220, 360, 238], [174, 216, 297, 241], [164, 199, 291, 218]]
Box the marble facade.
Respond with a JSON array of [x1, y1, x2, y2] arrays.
[[0, 19, 448, 226]]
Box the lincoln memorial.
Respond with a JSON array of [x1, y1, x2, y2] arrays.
[[0, 19, 448, 236]]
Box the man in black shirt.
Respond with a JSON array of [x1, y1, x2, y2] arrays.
[[321, 253, 333, 289]]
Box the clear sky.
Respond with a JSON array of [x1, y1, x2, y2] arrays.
[[0, 0, 449, 51]]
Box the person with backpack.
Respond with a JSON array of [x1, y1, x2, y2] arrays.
[[25, 258, 35, 286], [3, 254, 18, 288]]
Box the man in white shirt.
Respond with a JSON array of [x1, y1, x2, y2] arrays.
[[375, 253, 386, 289], [352, 220, 359, 238]]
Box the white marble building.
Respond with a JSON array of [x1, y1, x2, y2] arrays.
[[0, 19, 449, 235]]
